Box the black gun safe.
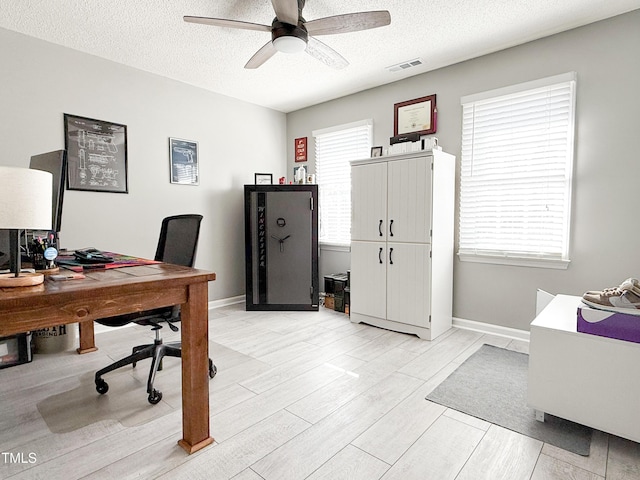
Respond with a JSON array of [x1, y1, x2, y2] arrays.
[[244, 184, 319, 311]]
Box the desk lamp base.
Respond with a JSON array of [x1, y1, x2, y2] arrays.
[[1, 230, 45, 287], [0, 272, 45, 287]]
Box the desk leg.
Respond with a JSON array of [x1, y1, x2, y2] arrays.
[[77, 320, 98, 354], [177, 281, 214, 454]]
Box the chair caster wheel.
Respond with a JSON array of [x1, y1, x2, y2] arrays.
[[209, 360, 217, 379], [96, 379, 109, 395], [148, 389, 162, 405]]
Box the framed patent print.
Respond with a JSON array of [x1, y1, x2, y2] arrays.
[[64, 113, 128, 193]]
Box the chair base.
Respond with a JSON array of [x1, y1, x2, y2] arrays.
[[95, 338, 216, 405]]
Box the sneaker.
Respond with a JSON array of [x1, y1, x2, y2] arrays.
[[582, 278, 640, 316]]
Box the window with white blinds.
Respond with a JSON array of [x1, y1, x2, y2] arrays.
[[313, 119, 372, 246], [458, 72, 576, 269]]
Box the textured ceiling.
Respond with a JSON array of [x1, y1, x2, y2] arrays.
[[1, 1, 638, 112]]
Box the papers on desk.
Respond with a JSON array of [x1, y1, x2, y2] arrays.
[[56, 251, 161, 272]]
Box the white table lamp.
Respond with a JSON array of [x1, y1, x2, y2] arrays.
[[0, 166, 52, 287]]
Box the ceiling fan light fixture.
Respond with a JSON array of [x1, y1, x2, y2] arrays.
[[271, 20, 308, 54], [184, 5, 391, 69], [273, 35, 307, 53]]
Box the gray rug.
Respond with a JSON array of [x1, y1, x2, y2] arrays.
[[426, 344, 592, 456]]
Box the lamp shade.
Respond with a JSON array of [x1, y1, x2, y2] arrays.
[[0, 166, 53, 230]]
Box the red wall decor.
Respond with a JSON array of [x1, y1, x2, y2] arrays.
[[295, 137, 307, 162]]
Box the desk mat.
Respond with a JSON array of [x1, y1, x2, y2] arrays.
[[56, 251, 161, 272]]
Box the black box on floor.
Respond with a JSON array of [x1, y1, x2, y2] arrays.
[[333, 274, 348, 293], [324, 273, 348, 295], [334, 294, 345, 313], [324, 275, 335, 295], [323, 273, 348, 312], [333, 275, 348, 313], [0, 332, 33, 369], [344, 287, 350, 316]]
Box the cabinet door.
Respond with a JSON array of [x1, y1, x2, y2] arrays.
[[265, 191, 313, 305], [387, 157, 432, 243], [386, 243, 431, 327], [351, 162, 387, 241], [350, 241, 386, 319]]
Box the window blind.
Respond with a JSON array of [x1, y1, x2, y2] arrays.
[[313, 119, 372, 246], [459, 72, 576, 268]]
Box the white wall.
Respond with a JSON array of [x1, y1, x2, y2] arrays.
[[0, 27, 287, 301], [286, 10, 640, 330]]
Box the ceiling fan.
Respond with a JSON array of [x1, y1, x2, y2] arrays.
[[184, 0, 391, 69]]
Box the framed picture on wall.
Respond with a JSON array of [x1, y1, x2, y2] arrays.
[[394, 94, 437, 136], [295, 137, 308, 162], [64, 113, 128, 193], [169, 138, 199, 185]]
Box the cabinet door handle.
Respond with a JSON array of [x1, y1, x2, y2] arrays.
[[378, 220, 383, 237], [389, 247, 394, 265], [389, 219, 394, 237], [378, 247, 383, 264]]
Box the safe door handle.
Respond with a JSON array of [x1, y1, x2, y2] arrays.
[[379, 247, 383, 264], [378, 220, 383, 237], [389, 247, 394, 265], [389, 219, 394, 237]]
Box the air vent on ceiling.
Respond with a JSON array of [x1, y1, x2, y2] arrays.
[[386, 58, 424, 73]]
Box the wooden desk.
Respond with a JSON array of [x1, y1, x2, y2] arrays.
[[0, 263, 216, 454]]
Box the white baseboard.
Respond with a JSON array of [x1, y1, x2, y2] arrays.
[[209, 295, 245, 310], [204, 299, 530, 342], [453, 317, 530, 342]]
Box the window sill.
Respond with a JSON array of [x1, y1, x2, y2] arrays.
[[458, 252, 570, 270], [320, 243, 351, 253]]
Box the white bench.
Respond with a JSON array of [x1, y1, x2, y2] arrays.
[[528, 293, 640, 443]]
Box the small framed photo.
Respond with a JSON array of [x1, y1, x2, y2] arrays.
[[371, 146, 383, 157], [394, 94, 437, 136], [255, 173, 273, 185], [169, 138, 199, 185]]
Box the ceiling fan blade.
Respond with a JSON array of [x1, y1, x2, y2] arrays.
[[305, 36, 348, 70], [271, 0, 299, 25], [184, 16, 271, 32], [305, 11, 391, 36], [245, 41, 278, 69]]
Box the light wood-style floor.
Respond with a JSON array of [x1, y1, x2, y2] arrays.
[[1, 304, 639, 479]]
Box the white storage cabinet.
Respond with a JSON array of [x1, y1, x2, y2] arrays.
[[349, 150, 455, 340]]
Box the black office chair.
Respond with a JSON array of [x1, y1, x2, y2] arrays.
[[94, 214, 216, 405]]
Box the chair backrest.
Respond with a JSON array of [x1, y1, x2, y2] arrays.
[[154, 214, 203, 267]]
